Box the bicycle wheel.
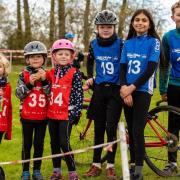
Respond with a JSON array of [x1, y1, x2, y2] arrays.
[[144, 105, 180, 177]]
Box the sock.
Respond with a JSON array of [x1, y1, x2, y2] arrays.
[[171, 162, 177, 166], [106, 163, 114, 169], [92, 163, 101, 169], [22, 171, 30, 176], [134, 166, 143, 175], [53, 168, 61, 173], [33, 169, 40, 175]]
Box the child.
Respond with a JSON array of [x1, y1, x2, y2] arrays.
[[84, 10, 123, 179], [16, 41, 49, 180], [0, 53, 12, 143], [46, 39, 83, 180], [159, 1, 180, 176], [120, 9, 162, 180], [65, 32, 86, 79]]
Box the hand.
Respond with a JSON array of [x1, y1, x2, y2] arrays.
[[0, 88, 3, 96], [38, 68, 46, 81], [85, 78, 94, 86], [29, 74, 39, 85], [123, 95, 133, 107], [120, 84, 136, 99], [161, 94, 167, 101]]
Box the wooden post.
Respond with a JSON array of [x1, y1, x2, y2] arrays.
[[119, 122, 130, 180]]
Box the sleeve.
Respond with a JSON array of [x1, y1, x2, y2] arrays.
[[69, 71, 84, 124], [120, 43, 128, 64], [148, 38, 160, 63], [159, 33, 170, 95], [133, 61, 158, 88], [87, 43, 95, 79], [15, 72, 33, 100], [4, 84, 12, 140], [120, 63, 127, 86], [41, 71, 51, 95]]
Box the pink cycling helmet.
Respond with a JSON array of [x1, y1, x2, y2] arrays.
[[51, 39, 75, 54], [51, 39, 75, 65]]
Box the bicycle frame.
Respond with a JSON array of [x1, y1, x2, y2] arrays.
[[145, 115, 169, 147]]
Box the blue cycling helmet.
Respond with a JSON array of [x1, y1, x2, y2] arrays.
[[65, 32, 75, 39]]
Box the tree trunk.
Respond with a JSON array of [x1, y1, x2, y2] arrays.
[[83, 0, 91, 53], [118, 0, 127, 38], [101, 0, 108, 10], [17, 0, 23, 49], [58, 0, 65, 38], [23, 0, 31, 43], [49, 0, 55, 46]]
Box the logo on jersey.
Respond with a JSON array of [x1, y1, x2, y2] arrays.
[[127, 53, 146, 59], [172, 48, 180, 53], [96, 56, 118, 61]]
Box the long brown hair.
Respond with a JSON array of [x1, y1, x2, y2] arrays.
[[126, 9, 165, 66]]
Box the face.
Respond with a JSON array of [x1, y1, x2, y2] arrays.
[[132, 13, 150, 36], [97, 25, 115, 38], [0, 63, 5, 77], [54, 49, 72, 66], [26, 54, 44, 69], [172, 7, 180, 28]]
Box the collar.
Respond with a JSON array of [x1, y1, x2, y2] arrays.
[[97, 33, 117, 47], [0, 77, 7, 87]]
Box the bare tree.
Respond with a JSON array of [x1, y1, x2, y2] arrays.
[[23, 0, 31, 43], [84, 0, 91, 52], [49, 0, 55, 46], [101, 0, 108, 10], [17, 0, 23, 48], [58, 0, 65, 38], [118, 0, 128, 38]]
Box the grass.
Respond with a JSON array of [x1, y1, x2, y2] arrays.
[[0, 64, 179, 180]]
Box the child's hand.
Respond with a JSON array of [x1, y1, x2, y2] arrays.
[[29, 74, 39, 85], [123, 95, 133, 107], [161, 94, 167, 101], [120, 84, 136, 98], [0, 88, 3, 96], [85, 78, 94, 86], [38, 69, 46, 81]]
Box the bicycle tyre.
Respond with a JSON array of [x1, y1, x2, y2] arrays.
[[144, 105, 180, 177]]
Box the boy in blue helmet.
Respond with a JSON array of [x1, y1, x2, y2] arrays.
[[65, 32, 85, 73]]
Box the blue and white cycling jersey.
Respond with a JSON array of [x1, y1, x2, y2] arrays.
[[121, 34, 160, 94], [91, 38, 123, 85], [169, 30, 180, 78]]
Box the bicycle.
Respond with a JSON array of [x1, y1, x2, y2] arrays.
[[72, 95, 180, 177]]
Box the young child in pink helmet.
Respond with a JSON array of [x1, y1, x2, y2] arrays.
[[46, 39, 83, 180]]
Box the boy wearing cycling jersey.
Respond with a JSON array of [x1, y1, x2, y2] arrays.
[[159, 1, 180, 175], [16, 41, 50, 180], [84, 10, 123, 179]]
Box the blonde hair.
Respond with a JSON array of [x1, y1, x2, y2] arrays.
[[0, 53, 10, 76], [171, 1, 180, 15]]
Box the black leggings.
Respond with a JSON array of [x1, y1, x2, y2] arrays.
[[0, 132, 4, 143], [48, 120, 76, 171], [91, 84, 122, 164], [21, 120, 47, 171], [124, 91, 151, 166], [167, 84, 180, 162]]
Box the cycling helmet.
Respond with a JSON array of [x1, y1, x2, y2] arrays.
[[94, 10, 118, 25], [51, 39, 75, 65], [24, 41, 47, 57], [65, 32, 75, 39], [51, 39, 75, 54]]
